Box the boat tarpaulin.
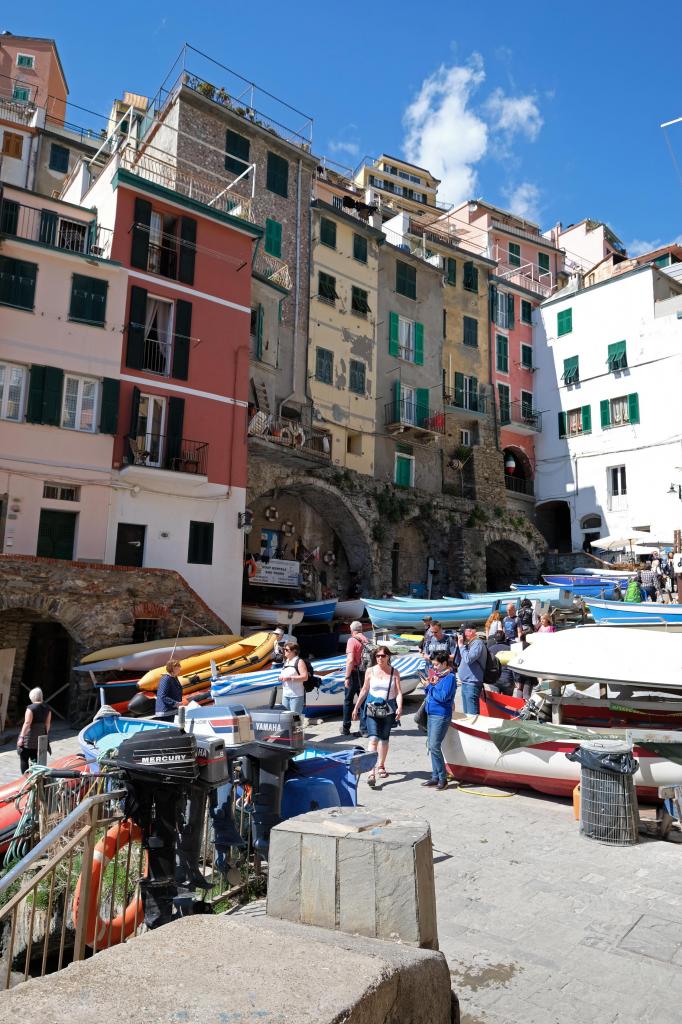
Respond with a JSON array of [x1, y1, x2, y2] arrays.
[[489, 720, 682, 766]]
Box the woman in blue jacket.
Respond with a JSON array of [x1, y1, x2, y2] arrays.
[[422, 652, 457, 791]]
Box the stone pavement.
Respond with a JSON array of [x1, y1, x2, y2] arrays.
[[5, 705, 682, 1023]]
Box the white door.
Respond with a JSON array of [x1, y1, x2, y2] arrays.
[[401, 385, 416, 425]]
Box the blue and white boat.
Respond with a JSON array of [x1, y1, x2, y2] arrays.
[[587, 598, 682, 626], [211, 653, 424, 712], [78, 714, 174, 765], [273, 599, 338, 623], [459, 587, 573, 608], [544, 573, 632, 590], [363, 597, 494, 630]]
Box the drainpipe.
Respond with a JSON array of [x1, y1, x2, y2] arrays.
[[488, 283, 500, 449], [279, 157, 304, 416]]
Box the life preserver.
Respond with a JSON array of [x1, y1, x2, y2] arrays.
[[264, 505, 278, 521], [292, 428, 305, 448], [73, 820, 144, 947], [323, 551, 336, 565], [245, 557, 258, 579], [281, 521, 295, 537]]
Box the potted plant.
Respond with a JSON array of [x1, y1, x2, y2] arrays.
[[197, 81, 216, 101]]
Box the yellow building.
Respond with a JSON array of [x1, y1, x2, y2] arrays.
[[309, 167, 384, 476], [353, 154, 446, 219]]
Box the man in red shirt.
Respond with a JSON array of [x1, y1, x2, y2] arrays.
[[342, 620, 368, 737]]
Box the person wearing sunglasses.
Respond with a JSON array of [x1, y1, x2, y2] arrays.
[[352, 646, 402, 787], [277, 642, 308, 715]]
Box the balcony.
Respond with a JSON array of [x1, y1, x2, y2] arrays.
[[0, 198, 113, 260], [407, 218, 462, 252], [384, 400, 445, 438], [123, 434, 209, 476], [443, 392, 488, 415], [491, 245, 553, 297], [505, 475, 535, 496], [0, 94, 39, 128], [252, 248, 291, 291], [248, 414, 331, 465], [498, 400, 542, 434]]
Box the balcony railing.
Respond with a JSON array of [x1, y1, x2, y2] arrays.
[[384, 401, 445, 434], [252, 248, 292, 290], [248, 414, 331, 460], [443, 391, 488, 414], [407, 218, 461, 252], [498, 401, 542, 433], [0, 198, 113, 259], [125, 434, 209, 475], [0, 94, 39, 127], [491, 246, 553, 297], [505, 475, 535, 496]]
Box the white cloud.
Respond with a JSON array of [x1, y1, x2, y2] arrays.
[[504, 182, 541, 222], [485, 89, 543, 140], [328, 139, 359, 158], [627, 238, 661, 257]]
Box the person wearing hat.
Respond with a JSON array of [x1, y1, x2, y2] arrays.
[[272, 627, 287, 665]]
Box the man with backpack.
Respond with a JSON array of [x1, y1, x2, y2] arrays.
[[456, 626, 487, 714], [342, 620, 370, 737]]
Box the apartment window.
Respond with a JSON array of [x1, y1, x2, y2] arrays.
[[558, 405, 591, 438], [394, 452, 414, 488], [562, 355, 579, 385], [320, 217, 336, 248], [601, 393, 639, 429], [496, 334, 509, 373], [521, 299, 532, 325], [68, 274, 108, 326], [353, 233, 368, 263], [389, 313, 424, 364], [266, 152, 289, 197], [61, 375, 98, 432], [607, 465, 627, 512], [16, 54, 35, 68], [498, 383, 511, 425], [538, 252, 550, 274], [264, 218, 282, 258], [349, 359, 366, 395], [557, 308, 572, 336], [607, 340, 628, 371], [521, 344, 533, 370], [0, 255, 37, 310], [315, 347, 333, 384], [318, 271, 338, 304], [460, 429, 472, 447], [12, 85, 30, 103], [188, 521, 214, 565], [463, 316, 478, 347], [445, 257, 456, 285], [127, 286, 190, 380], [57, 219, 87, 253], [0, 199, 18, 234], [0, 362, 26, 421], [43, 482, 80, 501], [509, 242, 521, 267], [347, 431, 362, 456], [463, 261, 478, 292], [145, 296, 175, 374], [521, 391, 534, 421], [224, 130, 250, 175], [396, 259, 417, 299], [351, 286, 370, 317], [494, 290, 514, 329], [251, 304, 264, 361], [454, 372, 479, 411], [131, 200, 196, 286], [1, 132, 23, 160]]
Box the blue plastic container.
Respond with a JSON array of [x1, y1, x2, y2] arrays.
[[281, 776, 339, 818]]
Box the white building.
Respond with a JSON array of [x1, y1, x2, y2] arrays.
[[534, 263, 682, 553]]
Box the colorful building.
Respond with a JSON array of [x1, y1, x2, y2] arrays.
[[352, 154, 447, 220]]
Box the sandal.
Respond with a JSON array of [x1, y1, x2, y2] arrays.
[[367, 772, 376, 788], [377, 767, 388, 779]]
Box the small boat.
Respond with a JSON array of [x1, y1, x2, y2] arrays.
[[136, 632, 275, 695], [77, 634, 239, 673], [334, 599, 366, 621], [458, 588, 576, 610], [479, 689, 682, 729], [241, 606, 304, 627], [272, 599, 338, 624], [587, 599, 682, 625], [363, 598, 494, 630], [544, 573, 632, 589], [0, 754, 90, 853], [78, 715, 175, 765], [443, 712, 682, 800]]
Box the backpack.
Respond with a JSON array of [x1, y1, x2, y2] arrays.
[[483, 648, 501, 686], [298, 657, 322, 694], [359, 640, 378, 675]]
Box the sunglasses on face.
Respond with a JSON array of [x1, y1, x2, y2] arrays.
[[376, 653, 388, 658]]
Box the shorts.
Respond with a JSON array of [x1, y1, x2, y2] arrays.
[[365, 699, 397, 741]]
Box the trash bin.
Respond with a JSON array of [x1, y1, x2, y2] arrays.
[[284, 746, 378, 808], [566, 740, 639, 846], [281, 776, 339, 818]]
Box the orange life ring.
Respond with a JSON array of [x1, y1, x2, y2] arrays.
[[246, 557, 258, 579], [73, 820, 144, 947]]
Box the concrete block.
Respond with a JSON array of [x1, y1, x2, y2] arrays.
[[300, 833, 337, 928], [266, 827, 301, 921], [338, 837, 376, 936]]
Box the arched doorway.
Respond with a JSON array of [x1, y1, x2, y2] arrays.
[[0, 608, 76, 725], [485, 539, 539, 590], [580, 514, 602, 553], [536, 500, 573, 552], [503, 446, 534, 496]]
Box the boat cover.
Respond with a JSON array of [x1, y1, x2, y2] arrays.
[[488, 719, 682, 765]]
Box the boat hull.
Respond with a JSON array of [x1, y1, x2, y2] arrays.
[[587, 598, 682, 625], [78, 635, 238, 671], [479, 689, 682, 729], [335, 600, 366, 621], [241, 606, 304, 627], [273, 600, 338, 623], [363, 599, 494, 630]]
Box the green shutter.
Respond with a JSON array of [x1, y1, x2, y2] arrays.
[[507, 293, 515, 328], [416, 387, 429, 427], [129, 387, 141, 436], [264, 218, 282, 258], [99, 378, 120, 434], [39, 210, 58, 246], [600, 399, 611, 428], [130, 197, 151, 269], [558, 308, 572, 336], [172, 300, 192, 380], [255, 304, 264, 360], [562, 356, 579, 384], [581, 404, 591, 434], [178, 217, 197, 285], [353, 234, 367, 263], [0, 199, 19, 235], [126, 286, 147, 370], [414, 322, 424, 365], [42, 366, 64, 426], [225, 130, 250, 174], [26, 365, 46, 423], [539, 252, 550, 273], [558, 411, 567, 438], [69, 274, 107, 326], [0, 257, 37, 310], [607, 340, 627, 370], [496, 335, 508, 373], [489, 284, 497, 317], [628, 392, 640, 424], [446, 257, 456, 284], [320, 218, 336, 248], [470, 375, 478, 412], [454, 372, 464, 408], [165, 397, 185, 468], [389, 312, 400, 357], [266, 152, 288, 197]]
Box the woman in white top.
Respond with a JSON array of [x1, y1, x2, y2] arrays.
[[278, 641, 308, 715], [353, 645, 402, 787]]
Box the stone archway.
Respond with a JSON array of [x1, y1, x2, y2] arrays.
[[483, 525, 543, 590]]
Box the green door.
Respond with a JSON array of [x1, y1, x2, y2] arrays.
[[37, 510, 77, 560]]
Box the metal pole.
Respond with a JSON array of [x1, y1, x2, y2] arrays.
[[37, 735, 48, 766], [72, 802, 99, 962]]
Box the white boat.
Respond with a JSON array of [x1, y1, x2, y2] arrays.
[[507, 626, 682, 689], [75, 634, 239, 673], [241, 606, 304, 627], [334, 599, 366, 621], [443, 712, 682, 800]]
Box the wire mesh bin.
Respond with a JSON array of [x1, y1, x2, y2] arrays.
[[576, 740, 639, 846]]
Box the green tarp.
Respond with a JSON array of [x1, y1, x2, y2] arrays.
[[489, 719, 682, 767]]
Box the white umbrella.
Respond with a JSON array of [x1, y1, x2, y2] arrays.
[[589, 531, 656, 552]]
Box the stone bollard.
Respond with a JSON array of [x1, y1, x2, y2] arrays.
[[267, 808, 438, 949]]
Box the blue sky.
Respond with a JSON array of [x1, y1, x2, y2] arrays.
[[12, 2, 682, 254]]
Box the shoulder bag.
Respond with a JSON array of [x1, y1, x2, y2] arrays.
[[366, 668, 394, 719]]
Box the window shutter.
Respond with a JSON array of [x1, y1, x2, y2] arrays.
[[581, 404, 591, 433], [87, 219, 98, 254], [26, 364, 46, 423], [507, 292, 515, 328], [225, 130, 250, 174], [0, 199, 19, 235], [130, 197, 152, 269], [42, 366, 64, 426], [39, 210, 58, 246], [446, 257, 456, 284], [129, 386, 141, 436], [393, 378, 401, 417], [353, 234, 368, 262], [600, 399, 610, 428], [165, 396, 185, 468], [454, 372, 464, 408], [256, 303, 264, 360], [628, 392, 640, 424], [388, 312, 400, 357], [414, 322, 424, 365], [558, 411, 567, 438], [489, 284, 497, 319], [416, 387, 429, 427], [264, 218, 282, 258], [99, 377, 120, 434], [126, 286, 147, 369], [15, 259, 37, 310], [178, 217, 197, 285], [470, 375, 478, 412], [172, 299, 192, 380]]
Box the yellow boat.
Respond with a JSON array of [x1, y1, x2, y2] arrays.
[[137, 632, 276, 695]]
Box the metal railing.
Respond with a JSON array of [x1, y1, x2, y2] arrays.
[[384, 401, 445, 433], [0, 95, 39, 127], [491, 245, 554, 297], [443, 391, 488, 414], [125, 434, 209, 475], [407, 217, 461, 251], [505, 475, 535, 496], [247, 415, 331, 460], [498, 400, 542, 432], [252, 249, 292, 290], [128, 325, 172, 376], [0, 199, 113, 260]]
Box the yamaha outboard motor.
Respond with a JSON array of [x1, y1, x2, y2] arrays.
[[240, 709, 305, 856]]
